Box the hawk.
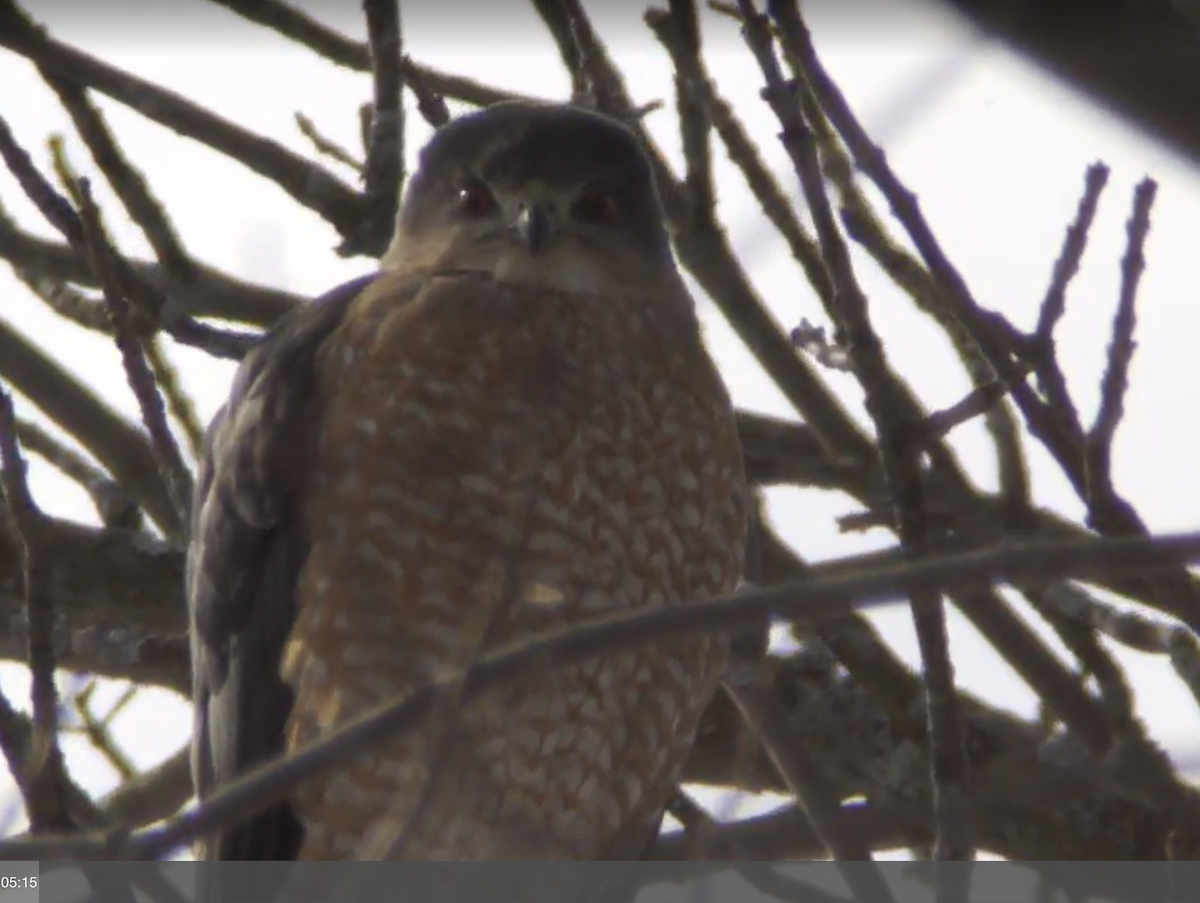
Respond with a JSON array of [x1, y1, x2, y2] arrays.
[[186, 101, 749, 879]]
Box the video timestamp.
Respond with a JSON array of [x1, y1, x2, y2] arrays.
[[0, 863, 38, 903]]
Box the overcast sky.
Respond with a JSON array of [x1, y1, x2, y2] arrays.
[[1, 0, 1199, 872]]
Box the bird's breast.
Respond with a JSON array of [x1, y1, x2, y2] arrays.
[[281, 270, 748, 859]]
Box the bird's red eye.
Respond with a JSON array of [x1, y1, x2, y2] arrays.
[[456, 179, 497, 218], [571, 184, 620, 226]]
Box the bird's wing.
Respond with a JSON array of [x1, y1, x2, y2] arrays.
[[185, 271, 379, 876]]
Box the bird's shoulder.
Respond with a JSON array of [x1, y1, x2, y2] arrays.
[[186, 270, 414, 651]]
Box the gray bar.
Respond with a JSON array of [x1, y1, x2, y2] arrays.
[[33, 861, 1190, 903]]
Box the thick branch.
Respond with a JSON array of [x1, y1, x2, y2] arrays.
[[682, 659, 1173, 862], [0, 516, 187, 692], [0, 318, 179, 534], [0, 217, 301, 328]]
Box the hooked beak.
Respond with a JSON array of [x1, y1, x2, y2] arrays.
[[514, 203, 554, 255]]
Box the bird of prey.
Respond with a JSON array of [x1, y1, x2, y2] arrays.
[[186, 100, 749, 877]]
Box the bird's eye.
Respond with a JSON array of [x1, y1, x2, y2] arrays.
[[571, 184, 620, 226], [456, 179, 497, 218]]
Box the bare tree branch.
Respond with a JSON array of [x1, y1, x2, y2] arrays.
[[75, 178, 193, 532], [0, 381, 72, 832], [351, 0, 404, 258], [0, 210, 301, 329], [721, 660, 895, 894], [41, 75, 195, 286], [761, 0, 1200, 634], [1086, 178, 1155, 528], [0, 516, 188, 691], [0, 318, 180, 535], [0, 0, 370, 249], [4, 527, 1200, 860]]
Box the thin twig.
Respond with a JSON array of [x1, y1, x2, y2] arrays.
[[951, 585, 1112, 752], [142, 337, 205, 461], [74, 178, 193, 532], [1042, 582, 1200, 717], [662, 788, 721, 860], [97, 746, 192, 829], [1041, 593, 1135, 733], [294, 112, 363, 172], [0, 120, 79, 241], [12, 269, 108, 332], [532, 0, 598, 106], [643, 10, 832, 303], [398, 58, 545, 109], [923, 378, 1017, 441], [0, 382, 72, 832], [205, 0, 371, 68], [0, 692, 104, 835], [0, 317, 180, 533], [14, 418, 140, 530], [73, 684, 137, 781], [830, 159, 1032, 525], [41, 73, 195, 283], [0, 110, 252, 366], [1022, 582, 1182, 810], [1024, 166, 1109, 450], [1043, 583, 1179, 655], [0, 209, 298, 333], [205, 0, 539, 108], [1035, 163, 1110, 342], [530, 0, 636, 117], [1086, 178, 1156, 527], [723, 659, 895, 895]]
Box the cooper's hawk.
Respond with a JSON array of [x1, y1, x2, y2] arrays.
[[186, 101, 749, 879]]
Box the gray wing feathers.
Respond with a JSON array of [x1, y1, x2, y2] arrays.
[[186, 274, 376, 892]]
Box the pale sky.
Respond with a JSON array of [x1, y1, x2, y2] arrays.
[[1, 0, 1199, 872]]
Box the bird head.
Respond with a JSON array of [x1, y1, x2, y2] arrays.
[[384, 101, 677, 294]]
